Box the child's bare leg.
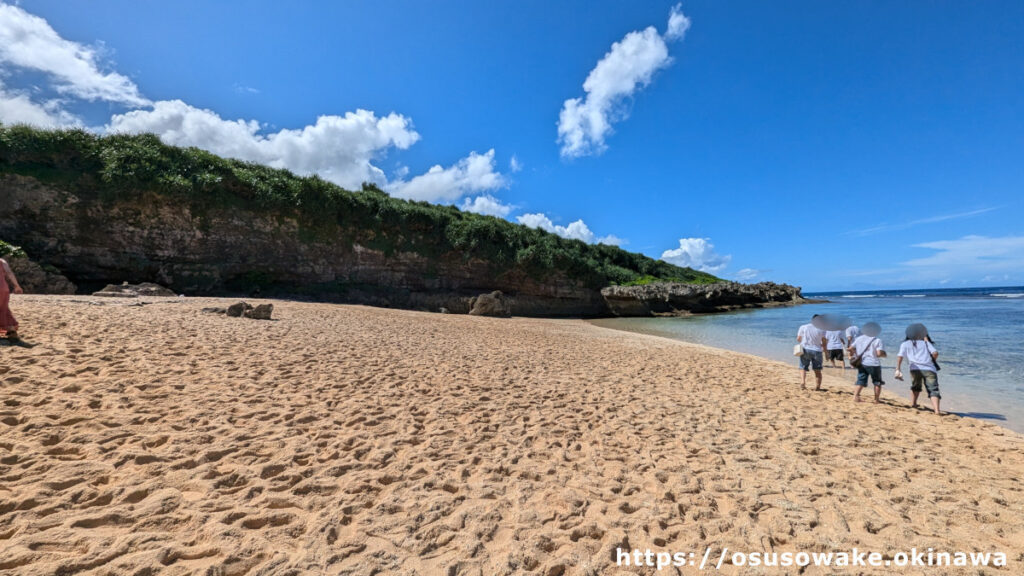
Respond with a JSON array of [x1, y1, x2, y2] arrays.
[[800, 368, 807, 389], [931, 397, 940, 415], [814, 370, 822, 390], [854, 387, 863, 402], [910, 390, 920, 408], [873, 385, 881, 403]]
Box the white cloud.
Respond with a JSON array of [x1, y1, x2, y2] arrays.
[[845, 207, 997, 237], [557, 4, 688, 158], [661, 237, 731, 272], [460, 194, 514, 217], [0, 3, 148, 106], [509, 155, 522, 173], [107, 100, 422, 189], [0, 81, 80, 127], [390, 149, 504, 202], [905, 235, 1024, 277], [734, 268, 761, 281], [516, 212, 623, 245], [3, 3, 510, 210], [665, 4, 692, 41]]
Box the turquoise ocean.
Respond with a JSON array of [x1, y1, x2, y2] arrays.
[[590, 286, 1024, 433]]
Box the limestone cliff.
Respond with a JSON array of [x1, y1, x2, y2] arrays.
[[0, 173, 609, 315], [0, 173, 812, 316]]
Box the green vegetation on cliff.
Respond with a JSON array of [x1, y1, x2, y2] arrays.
[[0, 125, 719, 288], [0, 239, 27, 259]]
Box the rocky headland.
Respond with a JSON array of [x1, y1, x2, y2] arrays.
[[601, 281, 812, 316]]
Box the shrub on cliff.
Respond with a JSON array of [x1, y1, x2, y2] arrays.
[[0, 124, 720, 288], [0, 239, 27, 259]]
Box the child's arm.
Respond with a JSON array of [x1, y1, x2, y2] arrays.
[[0, 259, 22, 294]]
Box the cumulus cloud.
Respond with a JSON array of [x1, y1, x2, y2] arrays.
[[107, 100, 422, 189], [390, 149, 505, 202], [661, 238, 731, 272], [2, 3, 510, 211], [0, 3, 148, 106], [665, 4, 692, 41], [460, 194, 514, 217], [516, 213, 623, 245], [557, 4, 689, 158]]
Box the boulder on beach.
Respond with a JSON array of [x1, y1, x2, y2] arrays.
[[93, 282, 176, 298], [214, 301, 273, 320], [245, 303, 273, 320], [225, 302, 252, 317], [468, 291, 511, 317]]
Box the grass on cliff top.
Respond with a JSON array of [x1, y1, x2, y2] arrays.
[[618, 274, 724, 287], [0, 124, 721, 288]]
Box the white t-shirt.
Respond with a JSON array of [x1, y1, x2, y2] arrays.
[[797, 323, 826, 352], [898, 340, 937, 372], [845, 325, 861, 342], [851, 334, 884, 367], [825, 330, 846, 350]]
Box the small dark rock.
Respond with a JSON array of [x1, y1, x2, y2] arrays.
[[202, 307, 227, 314]]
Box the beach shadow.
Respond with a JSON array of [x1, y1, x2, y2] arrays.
[[950, 412, 1007, 421], [1, 338, 36, 349]]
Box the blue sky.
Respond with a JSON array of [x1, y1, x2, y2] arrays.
[[2, 0, 1022, 291]]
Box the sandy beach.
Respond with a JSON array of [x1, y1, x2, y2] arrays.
[[1, 296, 1023, 575]]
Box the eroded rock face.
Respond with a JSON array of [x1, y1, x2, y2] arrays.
[[7, 257, 76, 295], [0, 174, 607, 317], [601, 282, 807, 316]]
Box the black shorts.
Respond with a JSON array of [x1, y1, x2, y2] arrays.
[[828, 349, 844, 361]]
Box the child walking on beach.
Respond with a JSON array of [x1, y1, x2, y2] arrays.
[[1, 257, 24, 340], [796, 315, 827, 390], [849, 322, 886, 403], [825, 329, 847, 370], [896, 323, 941, 415]]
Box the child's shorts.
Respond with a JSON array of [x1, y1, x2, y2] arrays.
[[910, 370, 940, 399], [855, 365, 884, 387]]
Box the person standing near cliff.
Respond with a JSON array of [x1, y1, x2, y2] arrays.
[[796, 315, 827, 390], [1, 257, 24, 340]]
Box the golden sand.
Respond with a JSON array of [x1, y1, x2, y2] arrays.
[[1, 296, 1022, 575]]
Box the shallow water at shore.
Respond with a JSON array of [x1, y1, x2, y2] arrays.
[[591, 286, 1024, 433]]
